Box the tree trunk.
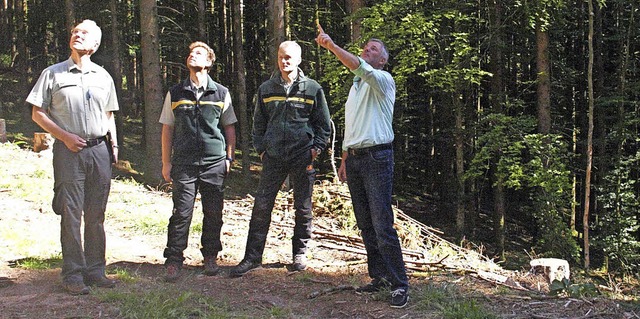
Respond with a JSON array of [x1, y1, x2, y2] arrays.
[[15, 0, 27, 76], [64, 0, 75, 33], [268, 0, 285, 68], [197, 0, 206, 40], [345, 0, 364, 42], [454, 93, 465, 236], [110, 0, 124, 148], [2, 0, 14, 61], [232, 0, 251, 180], [489, 0, 506, 259], [583, 0, 595, 270], [536, 22, 551, 134], [217, 0, 229, 84], [139, 0, 164, 183]]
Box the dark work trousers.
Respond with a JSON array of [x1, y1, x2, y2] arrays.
[[52, 140, 112, 284], [164, 160, 226, 265], [242, 150, 315, 262], [346, 148, 409, 291]]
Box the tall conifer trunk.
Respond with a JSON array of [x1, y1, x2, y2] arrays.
[[139, 0, 163, 183], [232, 0, 251, 180]]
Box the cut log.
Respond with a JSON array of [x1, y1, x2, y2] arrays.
[[33, 132, 54, 152]]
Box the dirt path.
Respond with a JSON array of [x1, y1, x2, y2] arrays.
[[0, 181, 432, 318], [0, 144, 637, 318]]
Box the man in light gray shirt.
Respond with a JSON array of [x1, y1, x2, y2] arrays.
[[27, 19, 119, 295]]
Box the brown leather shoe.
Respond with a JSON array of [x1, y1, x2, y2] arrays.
[[203, 256, 219, 276], [164, 263, 182, 282], [85, 276, 117, 288], [63, 281, 90, 295]]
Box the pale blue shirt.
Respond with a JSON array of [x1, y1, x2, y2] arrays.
[[342, 57, 395, 151]]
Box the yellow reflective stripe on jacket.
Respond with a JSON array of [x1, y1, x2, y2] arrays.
[[201, 101, 225, 108], [262, 96, 314, 105], [172, 100, 224, 110]]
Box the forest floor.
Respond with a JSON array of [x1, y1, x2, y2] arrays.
[[0, 140, 639, 318]]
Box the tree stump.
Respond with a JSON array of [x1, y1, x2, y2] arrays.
[[530, 258, 570, 284], [0, 119, 6, 143], [33, 132, 54, 152]]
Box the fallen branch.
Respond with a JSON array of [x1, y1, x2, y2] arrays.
[[307, 284, 354, 299]]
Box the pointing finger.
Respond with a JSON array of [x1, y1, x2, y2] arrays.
[[316, 19, 325, 34]]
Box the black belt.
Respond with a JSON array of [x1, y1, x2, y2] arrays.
[[85, 136, 107, 147], [347, 143, 393, 156]]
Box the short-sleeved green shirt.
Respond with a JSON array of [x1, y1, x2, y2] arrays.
[[26, 58, 119, 139]]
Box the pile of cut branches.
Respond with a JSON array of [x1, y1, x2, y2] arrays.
[[224, 179, 521, 289]]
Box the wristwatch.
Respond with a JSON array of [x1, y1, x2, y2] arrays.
[[313, 147, 322, 155], [226, 157, 234, 163]]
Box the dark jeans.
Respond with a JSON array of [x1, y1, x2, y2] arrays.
[[243, 150, 315, 262], [52, 140, 112, 283], [164, 160, 226, 265], [346, 147, 409, 291]]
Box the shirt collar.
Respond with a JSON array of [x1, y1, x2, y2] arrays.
[[190, 80, 205, 92], [66, 57, 98, 73]]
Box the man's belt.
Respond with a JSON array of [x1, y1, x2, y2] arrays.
[[85, 136, 107, 147], [347, 143, 393, 156]]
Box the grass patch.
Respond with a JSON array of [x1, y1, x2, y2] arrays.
[[108, 267, 137, 284], [292, 271, 315, 284], [442, 299, 498, 319], [97, 287, 238, 319], [266, 306, 292, 318], [10, 255, 63, 270], [127, 214, 169, 235], [413, 282, 498, 319], [0, 142, 53, 206]]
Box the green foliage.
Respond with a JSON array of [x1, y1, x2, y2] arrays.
[[520, 134, 579, 261], [523, 0, 567, 30], [467, 113, 580, 261], [549, 278, 599, 298], [354, 0, 489, 95], [319, 0, 489, 142], [465, 113, 537, 186], [594, 151, 640, 274], [0, 54, 11, 68]]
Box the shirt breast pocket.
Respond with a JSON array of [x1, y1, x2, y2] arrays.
[[53, 78, 83, 99], [87, 85, 108, 106]]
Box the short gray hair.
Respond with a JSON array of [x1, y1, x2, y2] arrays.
[[279, 41, 302, 57], [74, 19, 102, 50], [367, 38, 389, 62]]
